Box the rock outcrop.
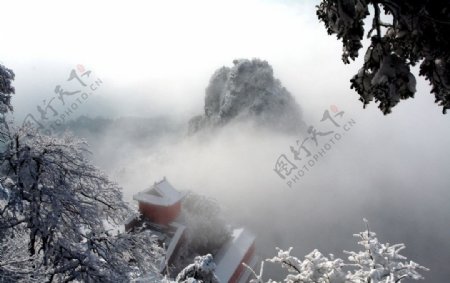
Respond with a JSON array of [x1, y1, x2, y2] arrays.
[[189, 59, 304, 134]]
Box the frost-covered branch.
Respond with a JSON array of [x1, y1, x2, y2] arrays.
[[173, 254, 219, 283], [246, 221, 428, 283], [0, 126, 165, 281]]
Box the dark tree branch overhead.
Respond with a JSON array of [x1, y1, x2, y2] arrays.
[[317, 0, 450, 114]]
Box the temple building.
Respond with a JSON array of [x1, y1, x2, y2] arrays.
[[126, 178, 256, 283]]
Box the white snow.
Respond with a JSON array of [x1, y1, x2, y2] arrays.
[[133, 178, 185, 206], [215, 228, 256, 282]]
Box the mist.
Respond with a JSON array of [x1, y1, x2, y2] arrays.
[[1, 0, 449, 282], [61, 75, 450, 282]]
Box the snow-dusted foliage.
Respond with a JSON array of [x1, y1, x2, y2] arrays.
[[0, 126, 163, 282], [182, 192, 231, 255], [0, 64, 163, 282], [0, 226, 47, 282], [189, 59, 305, 133], [168, 193, 231, 278], [317, 1, 450, 114], [173, 254, 220, 283], [0, 64, 15, 116], [246, 222, 428, 283]]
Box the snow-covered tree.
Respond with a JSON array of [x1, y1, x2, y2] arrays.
[[173, 254, 219, 283], [182, 192, 231, 255], [245, 221, 428, 283], [0, 127, 163, 282], [0, 64, 15, 116], [0, 64, 163, 282], [317, 1, 450, 114], [167, 193, 230, 278]]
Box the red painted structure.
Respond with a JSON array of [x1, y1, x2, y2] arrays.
[[215, 228, 257, 283], [133, 177, 185, 226], [138, 200, 182, 225], [130, 178, 257, 282], [229, 243, 256, 283]]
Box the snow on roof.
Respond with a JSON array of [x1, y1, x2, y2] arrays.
[[133, 178, 185, 206], [215, 228, 256, 282]]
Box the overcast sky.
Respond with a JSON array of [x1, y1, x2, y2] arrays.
[[2, 0, 445, 120], [0, 0, 426, 116], [1, 0, 447, 122], [1, 1, 450, 281]]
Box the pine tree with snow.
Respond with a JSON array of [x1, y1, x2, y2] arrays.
[[317, 0, 450, 114]]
